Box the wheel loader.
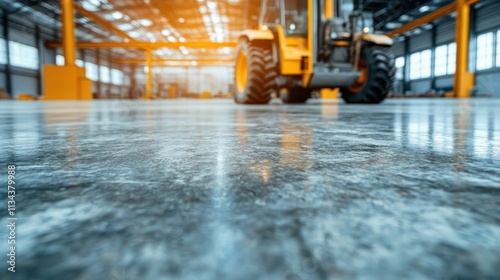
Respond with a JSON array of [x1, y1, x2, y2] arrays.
[[234, 0, 396, 104]]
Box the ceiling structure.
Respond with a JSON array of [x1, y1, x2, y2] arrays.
[[0, 0, 461, 63]]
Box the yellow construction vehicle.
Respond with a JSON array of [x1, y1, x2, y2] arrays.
[[234, 0, 395, 104]]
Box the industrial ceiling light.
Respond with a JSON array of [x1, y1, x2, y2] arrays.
[[111, 11, 123, 20], [138, 19, 153, 27], [419, 5, 430, 13]]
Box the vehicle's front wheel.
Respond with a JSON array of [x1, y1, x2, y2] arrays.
[[234, 39, 277, 104], [340, 47, 395, 104]]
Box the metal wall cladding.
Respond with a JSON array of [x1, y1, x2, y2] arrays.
[[390, 41, 405, 57], [475, 1, 500, 33], [410, 30, 432, 53], [436, 20, 455, 45]]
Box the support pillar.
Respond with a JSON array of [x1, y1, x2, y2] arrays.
[[2, 13, 12, 96], [403, 36, 411, 94], [324, 0, 334, 18], [321, 0, 336, 99], [454, 0, 474, 98], [35, 25, 43, 96], [145, 49, 153, 99], [61, 0, 76, 66], [43, 0, 91, 100]]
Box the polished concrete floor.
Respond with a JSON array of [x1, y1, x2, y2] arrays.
[[1, 98, 500, 280]]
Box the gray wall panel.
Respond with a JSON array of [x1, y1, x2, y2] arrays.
[[435, 76, 454, 89], [436, 20, 455, 45], [410, 31, 432, 52], [410, 79, 431, 94], [390, 41, 405, 57], [11, 74, 37, 97], [9, 28, 36, 46], [43, 48, 56, 65], [0, 72, 6, 89], [476, 72, 500, 97], [475, 1, 500, 33]]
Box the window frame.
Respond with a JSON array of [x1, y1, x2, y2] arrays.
[[434, 42, 456, 77], [9, 41, 39, 70], [395, 56, 405, 81], [410, 49, 432, 80], [475, 31, 494, 71]]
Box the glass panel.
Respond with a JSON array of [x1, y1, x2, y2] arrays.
[[263, 0, 280, 26], [410, 52, 421, 80], [100, 66, 110, 83], [76, 59, 85, 67], [476, 32, 494, 70], [497, 31, 500, 67], [9, 41, 38, 70], [435, 45, 448, 76], [284, 0, 308, 36], [56, 55, 65, 66], [447, 43, 456, 75], [111, 69, 123, 85], [0, 38, 7, 64], [85, 62, 98, 81], [420, 50, 432, 79], [395, 57, 405, 80]]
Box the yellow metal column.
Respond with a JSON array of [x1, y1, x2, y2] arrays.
[[61, 0, 76, 65], [324, 0, 334, 18], [321, 0, 337, 99], [43, 0, 91, 100], [145, 50, 153, 99], [454, 0, 474, 98]]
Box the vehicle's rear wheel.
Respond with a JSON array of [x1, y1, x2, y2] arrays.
[[340, 47, 395, 104], [281, 87, 311, 104], [234, 39, 277, 104]]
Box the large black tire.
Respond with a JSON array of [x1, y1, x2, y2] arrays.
[[341, 47, 395, 104], [234, 39, 277, 104], [281, 87, 311, 104]]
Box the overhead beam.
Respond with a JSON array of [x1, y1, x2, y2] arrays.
[[386, 0, 481, 38], [144, 62, 232, 67], [74, 4, 136, 43], [114, 58, 233, 64], [45, 41, 238, 49], [386, 3, 455, 37], [145, 50, 152, 99]]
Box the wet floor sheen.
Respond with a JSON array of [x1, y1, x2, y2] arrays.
[[1, 98, 500, 280]]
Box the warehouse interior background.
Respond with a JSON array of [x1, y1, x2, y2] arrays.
[[0, 0, 498, 99], [1, 0, 500, 279]]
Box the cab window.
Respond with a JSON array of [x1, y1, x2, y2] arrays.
[[284, 0, 308, 36]]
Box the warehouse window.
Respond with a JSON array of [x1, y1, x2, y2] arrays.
[[476, 32, 494, 70], [56, 54, 64, 66], [100, 66, 110, 83], [435, 43, 456, 76], [410, 49, 431, 80], [0, 38, 7, 64], [447, 43, 456, 74], [56, 55, 85, 67], [85, 62, 98, 81], [434, 45, 448, 76], [111, 69, 123, 85], [9, 41, 38, 70], [395, 57, 405, 80], [497, 30, 500, 67]]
